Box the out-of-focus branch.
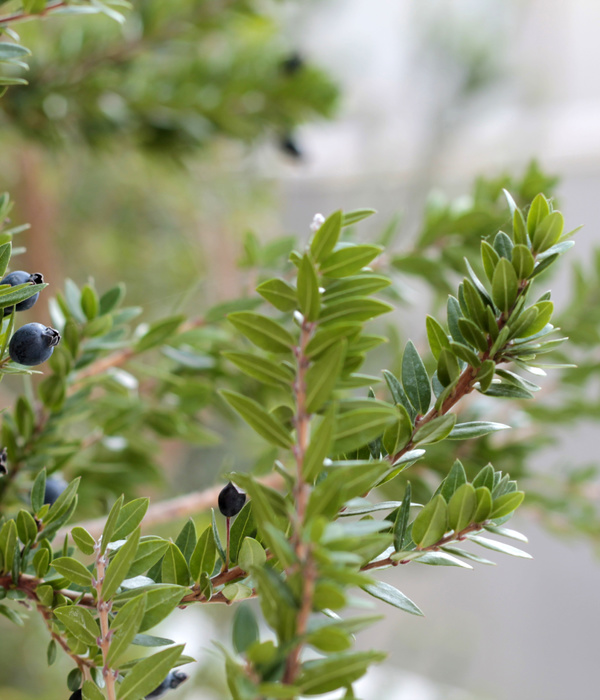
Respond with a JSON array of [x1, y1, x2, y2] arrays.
[[0, 1, 67, 26], [58, 472, 285, 540]]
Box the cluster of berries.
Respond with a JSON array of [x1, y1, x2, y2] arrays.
[[1, 270, 61, 366]]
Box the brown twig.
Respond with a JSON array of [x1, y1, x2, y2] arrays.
[[0, 1, 67, 25], [94, 545, 117, 700], [283, 319, 315, 685]]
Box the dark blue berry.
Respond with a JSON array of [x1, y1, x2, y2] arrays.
[[68, 691, 82, 700], [145, 670, 188, 699], [44, 476, 68, 506], [9, 323, 61, 366], [218, 482, 246, 518], [0, 447, 6, 475], [1, 270, 44, 315], [281, 53, 304, 75], [280, 134, 302, 159]]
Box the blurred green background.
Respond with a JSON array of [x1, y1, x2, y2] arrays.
[[1, 1, 600, 699]]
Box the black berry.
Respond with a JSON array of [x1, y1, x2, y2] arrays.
[[145, 670, 188, 699], [0, 447, 6, 475], [1, 270, 44, 315], [218, 482, 246, 518], [68, 691, 82, 700], [9, 323, 61, 366], [281, 53, 304, 75], [44, 476, 68, 506], [280, 134, 302, 159]]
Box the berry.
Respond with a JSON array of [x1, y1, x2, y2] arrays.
[[281, 53, 304, 75], [68, 691, 82, 700], [1, 270, 44, 315], [9, 323, 61, 366], [218, 482, 246, 518], [0, 447, 6, 475], [44, 476, 68, 506], [145, 670, 188, 699]]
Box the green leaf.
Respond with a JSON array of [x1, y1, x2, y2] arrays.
[[425, 316, 450, 360], [492, 258, 519, 313], [16, 510, 37, 545], [136, 585, 186, 632], [220, 390, 293, 448], [457, 318, 488, 353], [532, 211, 564, 253], [462, 278, 488, 328], [310, 210, 342, 261], [519, 301, 553, 337], [52, 557, 93, 587], [413, 414, 456, 445], [484, 383, 533, 399], [233, 604, 259, 655], [490, 491, 525, 519], [448, 484, 477, 532], [469, 535, 531, 559], [303, 408, 335, 482], [43, 477, 80, 526], [319, 297, 392, 325], [0, 520, 16, 573], [135, 316, 185, 353], [99, 283, 125, 315], [81, 285, 99, 320], [31, 469, 46, 515], [305, 341, 346, 413], [447, 295, 466, 344], [0, 44, 31, 61], [82, 681, 105, 700], [323, 274, 390, 302], [33, 548, 50, 578], [401, 341, 430, 415], [0, 283, 47, 310], [189, 526, 216, 583], [473, 487, 493, 522], [211, 509, 226, 564], [116, 644, 185, 700], [412, 495, 448, 548], [342, 208, 377, 226], [100, 495, 124, 554], [481, 240, 500, 283], [298, 651, 386, 695], [228, 312, 294, 353], [382, 369, 416, 421], [321, 244, 382, 278], [297, 254, 321, 321], [332, 401, 398, 454], [437, 348, 460, 387], [527, 193, 550, 237], [238, 537, 266, 571], [127, 538, 169, 578], [256, 278, 297, 312], [382, 403, 412, 455], [448, 421, 510, 440], [437, 460, 467, 502], [511, 245, 535, 279], [0, 243, 10, 280], [224, 352, 294, 388], [361, 581, 423, 616], [53, 606, 99, 647], [103, 527, 141, 601], [108, 594, 146, 665], [305, 323, 361, 357], [161, 544, 190, 586], [230, 502, 256, 564], [493, 231, 513, 260], [393, 483, 411, 552], [174, 520, 197, 564], [71, 527, 96, 556], [113, 499, 150, 542]]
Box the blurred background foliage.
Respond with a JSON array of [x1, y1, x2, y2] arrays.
[[0, 0, 599, 699]]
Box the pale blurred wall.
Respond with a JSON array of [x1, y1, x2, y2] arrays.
[[263, 1, 599, 699]]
